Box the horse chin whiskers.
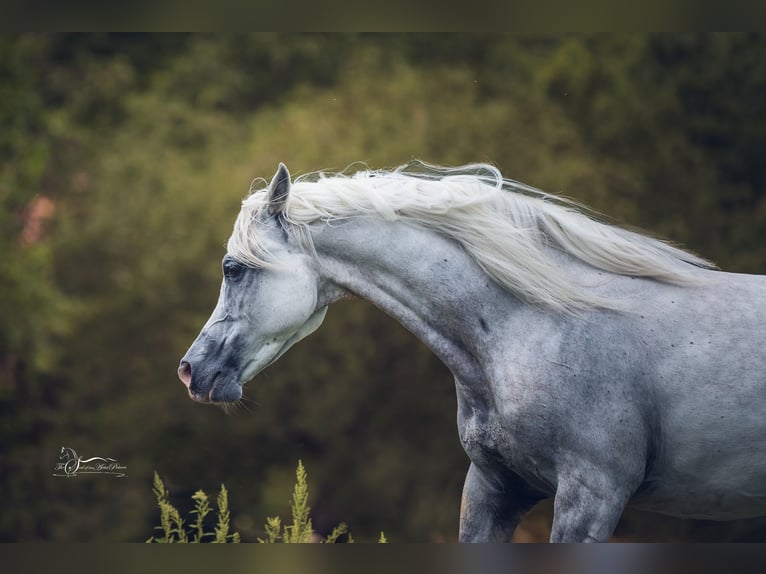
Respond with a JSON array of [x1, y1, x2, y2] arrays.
[[232, 393, 255, 412], [216, 401, 235, 415], [216, 396, 250, 415]]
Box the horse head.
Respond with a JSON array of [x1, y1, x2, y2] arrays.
[[178, 164, 329, 404]]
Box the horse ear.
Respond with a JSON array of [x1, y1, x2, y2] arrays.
[[267, 163, 291, 215]]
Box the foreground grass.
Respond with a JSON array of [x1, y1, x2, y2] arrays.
[[148, 460, 386, 543]]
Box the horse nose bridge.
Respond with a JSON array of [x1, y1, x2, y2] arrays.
[[199, 318, 231, 345], [182, 326, 226, 363], [178, 361, 192, 388]]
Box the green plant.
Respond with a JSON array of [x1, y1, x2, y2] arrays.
[[257, 459, 351, 543], [148, 460, 386, 543], [147, 472, 240, 543]]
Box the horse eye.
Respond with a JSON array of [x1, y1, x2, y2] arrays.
[[223, 261, 243, 280]]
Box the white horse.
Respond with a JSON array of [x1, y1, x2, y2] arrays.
[[179, 162, 766, 542]]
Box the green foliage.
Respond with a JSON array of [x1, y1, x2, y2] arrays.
[[214, 484, 240, 543], [149, 472, 188, 543], [286, 460, 312, 543], [257, 460, 362, 543], [261, 516, 282, 544], [149, 461, 378, 543], [147, 471, 239, 543], [190, 489, 211, 543]]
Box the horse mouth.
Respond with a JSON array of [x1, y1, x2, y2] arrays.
[[188, 371, 242, 405], [188, 388, 213, 404]]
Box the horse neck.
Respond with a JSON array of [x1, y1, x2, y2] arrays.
[[311, 218, 526, 383]]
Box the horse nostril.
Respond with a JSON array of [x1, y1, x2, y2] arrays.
[[178, 361, 192, 388]]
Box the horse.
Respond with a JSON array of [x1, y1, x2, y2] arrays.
[[178, 162, 766, 542]]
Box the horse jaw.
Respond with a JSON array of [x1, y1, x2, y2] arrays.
[[241, 306, 328, 384]]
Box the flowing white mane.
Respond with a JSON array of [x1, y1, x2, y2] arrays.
[[228, 162, 714, 312]]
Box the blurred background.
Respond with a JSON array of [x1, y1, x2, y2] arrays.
[[2, 33, 766, 542]]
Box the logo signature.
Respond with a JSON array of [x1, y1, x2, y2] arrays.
[[53, 446, 127, 478]]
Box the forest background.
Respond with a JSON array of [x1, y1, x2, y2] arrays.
[[2, 33, 766, 542]]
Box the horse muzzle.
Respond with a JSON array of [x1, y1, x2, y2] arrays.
[[177, 360, 242, 404]]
